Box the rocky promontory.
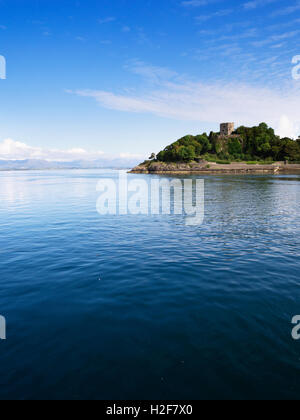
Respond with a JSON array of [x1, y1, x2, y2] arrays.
[[130, 160, 300, 175], [130, 122, 300, 174]]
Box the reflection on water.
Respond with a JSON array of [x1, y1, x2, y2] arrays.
[[0, 170, 300, 400]]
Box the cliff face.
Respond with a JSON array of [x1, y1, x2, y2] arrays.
[[130, 161, 300, 174]]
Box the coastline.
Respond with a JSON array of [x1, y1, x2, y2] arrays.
[[129, 161, 300, 175]]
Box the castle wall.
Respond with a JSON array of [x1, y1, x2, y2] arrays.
[[220, 123, 235, 136]]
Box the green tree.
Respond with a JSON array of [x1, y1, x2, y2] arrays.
[[178, 145, 196, 162], [228, 138, 242, 156], [154, 123, 298, 163], [284, 141, 300, 161]]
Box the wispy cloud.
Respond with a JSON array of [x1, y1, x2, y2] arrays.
[[216, 28, 258, 42], [182, 0, 222, 6], [251, 29, 300, 47], [243, 0, 280, 10], [271, 1, 300, 16], [70, 63, 300, 139], [98, 17, 116, 24], [195, 9, 234, 22], [267, 17, 300, 31], [100, 40, 112, 45], [124, 60, 179, 83]]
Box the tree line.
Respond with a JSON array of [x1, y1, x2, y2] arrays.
[[153, 123, 300, 163]]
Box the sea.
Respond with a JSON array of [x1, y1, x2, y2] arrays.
[[0, 169, 300, 400]]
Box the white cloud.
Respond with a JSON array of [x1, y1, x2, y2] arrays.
[[0, 138, 103, 161], [276, 115, 300, 139], [0, 138, 144, 162], [71, 70, 300, 139]]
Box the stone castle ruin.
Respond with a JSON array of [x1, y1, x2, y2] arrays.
[[215, 123, 241, 155], [220, 123, 235, 137]]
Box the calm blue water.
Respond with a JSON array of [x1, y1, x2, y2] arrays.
[[0, 169, 300, 400]]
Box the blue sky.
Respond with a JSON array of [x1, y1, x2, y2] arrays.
[[0, 0, 299, 161]]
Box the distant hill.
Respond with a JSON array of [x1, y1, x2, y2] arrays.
[[0, 158, 141, 170]]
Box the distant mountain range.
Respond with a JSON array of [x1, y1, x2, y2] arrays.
[[0, 158, 141, 170]]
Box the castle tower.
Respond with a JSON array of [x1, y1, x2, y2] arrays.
[[220, 123, 235, 136]]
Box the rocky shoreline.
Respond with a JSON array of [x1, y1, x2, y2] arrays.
[[129, 161, 300, 175]]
